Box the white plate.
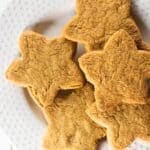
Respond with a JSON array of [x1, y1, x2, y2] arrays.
[[0, 0, 150, 150]]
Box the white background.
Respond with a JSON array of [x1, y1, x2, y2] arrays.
[[0, 129, 12, 150], [0, 1, 14, 150]]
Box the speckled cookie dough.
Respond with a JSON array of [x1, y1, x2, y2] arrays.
[[63, 0, 149, 51], [43, 84, 106, 150], [6, 31, 84, 108], [79, 30, 150, 111], [87, 102, 150, 150]]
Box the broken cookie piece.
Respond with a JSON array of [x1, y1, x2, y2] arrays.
[[79, 30, 150, 111], [6, 31, 84, 108]]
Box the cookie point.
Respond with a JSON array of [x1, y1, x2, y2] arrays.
[[20, 30, 34, 38], [78, 52, 89, 62], [114, 29, 129, 37], [5, 69, 10, 80], [19, 31, 35, 45]]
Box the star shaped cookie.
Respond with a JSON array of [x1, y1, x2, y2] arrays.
[[43, 84, 106, 150], [6, 31, 84, 107], [79, 30, 150, 111], [63, 0, 149, 51], [87, 102, 150, 150]]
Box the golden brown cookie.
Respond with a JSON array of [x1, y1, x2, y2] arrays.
[[43, 84, 106, 150], [87, 102, 150, 150], [79, 30, 150, 111], [63, 0, 149, 51], [6, 31, 84, 108]]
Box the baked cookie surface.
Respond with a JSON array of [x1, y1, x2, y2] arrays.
[[6, 31, 84, 107], [87, 102, 150, 150], [43, 84, 106, 150], [79, 30, 150, 111], [63, 0, 148, 51]]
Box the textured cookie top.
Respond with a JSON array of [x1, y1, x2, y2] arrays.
[[43, 84, 106, 150], [87, 102, 150, 150], [63, 0, 147, 51], [79, 30, 150, 111], [6, 31, 84, 107]]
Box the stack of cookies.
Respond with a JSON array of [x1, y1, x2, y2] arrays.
[[5, 0, 150, 150]]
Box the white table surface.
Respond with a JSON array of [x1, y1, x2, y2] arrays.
[[0, 1, 15, 149]]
